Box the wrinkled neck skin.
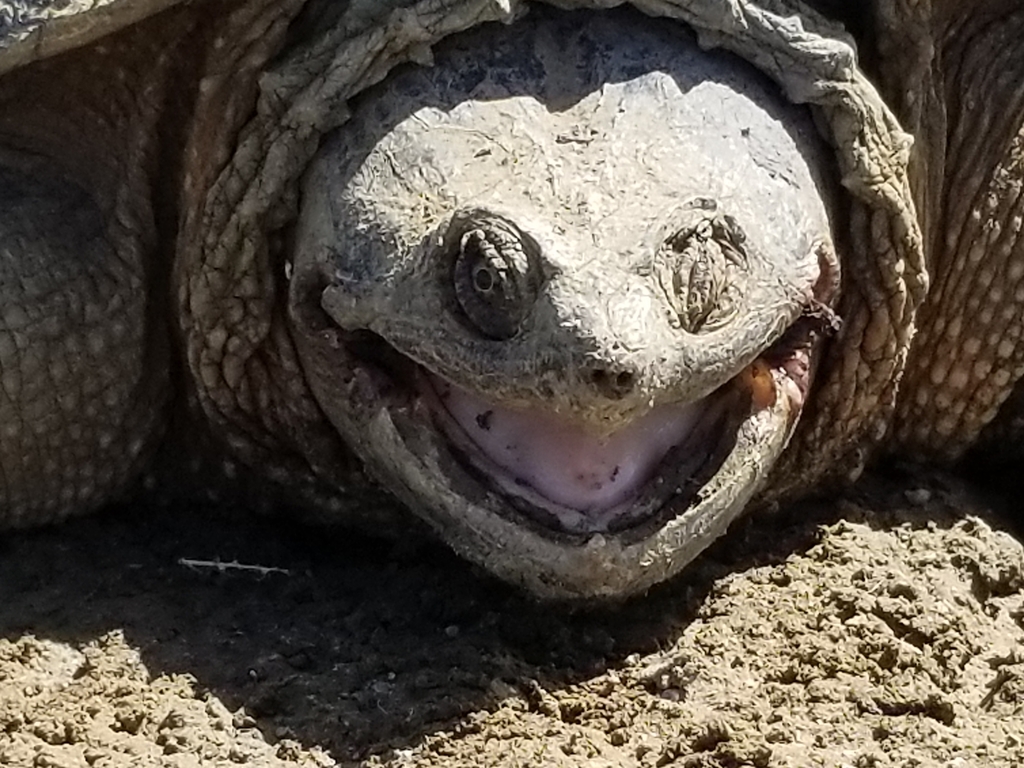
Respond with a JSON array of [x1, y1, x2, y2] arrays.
[[288, 7, 840, 598]]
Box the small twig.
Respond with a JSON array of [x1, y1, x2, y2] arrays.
[[177, 557, 291, 576]]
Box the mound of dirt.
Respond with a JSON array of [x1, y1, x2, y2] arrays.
[[1, 471, 1022, 767]]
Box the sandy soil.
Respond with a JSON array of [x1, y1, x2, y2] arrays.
[[1, 469, 1023, 768]]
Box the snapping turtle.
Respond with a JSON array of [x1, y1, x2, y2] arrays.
[[0, 0, 1020, 598]]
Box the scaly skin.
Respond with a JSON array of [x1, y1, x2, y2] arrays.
[[0, 0, 1021, 598], [875, 2, 1024, 461], [0, 156, 153, 524], [0, 8, 176, 524]]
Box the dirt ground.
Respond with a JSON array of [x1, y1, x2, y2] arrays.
[[2, 468, 1023, 768]]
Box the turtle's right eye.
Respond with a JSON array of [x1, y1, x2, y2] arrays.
[[449, 214, 540, 340]]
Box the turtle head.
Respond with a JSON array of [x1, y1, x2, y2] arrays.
[[288, 8, 839, 598]]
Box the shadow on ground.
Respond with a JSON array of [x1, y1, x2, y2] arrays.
[[1, 466, 1019, 763]]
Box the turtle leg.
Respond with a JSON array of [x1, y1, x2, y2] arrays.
[[884, 6, 1024, 462], [958, 124, 1024, 467], [0, 155, 166, 527], [897, 118, 1024, 460]]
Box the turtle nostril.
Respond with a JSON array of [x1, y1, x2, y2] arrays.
[[590, 368, 636, 400]]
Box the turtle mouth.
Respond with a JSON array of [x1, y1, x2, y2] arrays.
[[423, 376, 739, 536], [336, 304, 832, 540]]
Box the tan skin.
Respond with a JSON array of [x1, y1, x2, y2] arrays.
[[883, 3, 1024, 462], [809, 0, 1024, 461]]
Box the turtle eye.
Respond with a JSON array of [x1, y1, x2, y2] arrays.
[[658, 200, 747, 333], [452, 219, 538, 340]]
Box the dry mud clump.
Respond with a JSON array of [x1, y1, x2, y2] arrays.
[[1, 474, 1023, 767]]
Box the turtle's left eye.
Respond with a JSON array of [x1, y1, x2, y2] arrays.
[[451, 217, 539, 340], [657, 200, 748, 334]]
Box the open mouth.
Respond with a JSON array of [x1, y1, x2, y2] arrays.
[[424, 375, 739, 536], [336, 302, 835, 540]]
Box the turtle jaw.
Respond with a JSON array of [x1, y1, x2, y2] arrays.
[[379, 356, 801, 601], [295, 317, 820, 600]]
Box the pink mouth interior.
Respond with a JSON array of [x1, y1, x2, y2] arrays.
[[437, 381, 709, 513]]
